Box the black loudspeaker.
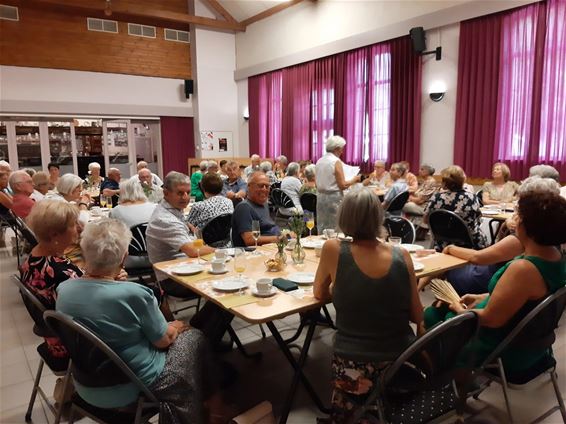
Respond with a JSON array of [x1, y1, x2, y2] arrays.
[[409, 27, 426, 53], [184, 79, 194, 98]]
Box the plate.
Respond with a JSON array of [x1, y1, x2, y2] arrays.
[[337, 234, 353, 242], [482, 210, 500, 216], [400, 243, 424, 253], [287, 272, 315, 285], [251, 287, 278, 297], [412, 261, 425, 272], [301, 239, 324, 249], [171, 264, 204, 276], [208, 268, 229, 275], [212, 278, 249, 292]]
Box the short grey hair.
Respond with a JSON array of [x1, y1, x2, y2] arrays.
[[247, 170, 267, 184], [57, 174, 83, 196], [304, 164, 316, 181], [286, 162, 300, 177], [391, 162, 407, 177], [260, 161, 272, 172], [518, 176, 560, 196], [207, 160, 218, 171], [325, 135, 347, 152], [23, 168, 36, 177], [528, 164, 560, 182], [338, 189, 384, 240], [251, 154, 260, 161], [0, 160, 11, 172], [80, 218, 132, 273], [199, 160, 208, 171], [420, 164, 435, 176], [9, 171, 30, 189], [374, 160, 386, 168], [163, 171, 190, 191], [120, 177, 148, 203], [88, 162, 101, 172], [276, 155, 288, 165]]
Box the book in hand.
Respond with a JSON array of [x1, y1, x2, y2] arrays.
[[429, 278, 464, 307]]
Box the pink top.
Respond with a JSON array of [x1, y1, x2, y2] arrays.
[[11, 193, 35, 218]]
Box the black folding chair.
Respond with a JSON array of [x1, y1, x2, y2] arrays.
[[202, 213, 232, 247], [476, 189, 484, 207], [11, 275, 69, 424], [300, 192, 317, 217], [469, 286, 566, 424], [385, 191, 409, 216], [270, 188, 295, 216], [352, 312, 479, 424], [3, 211, 37, 267], [271, 181, 281, 190], [429, 209, 475, 250], [384, 216, 416, 244], [125, 223, 156, 284], [44, 311, 160, 424]]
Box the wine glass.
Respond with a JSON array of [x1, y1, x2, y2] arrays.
[[99, 195, 107, 208], [305, 212, 315, 238], [251, 220, 261, 254], [192, 228, 204, 264], [233, 248, 247, 295]]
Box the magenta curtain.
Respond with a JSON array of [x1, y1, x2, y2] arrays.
[[160, 116, 194, 175], [389, 36, 422, 170]]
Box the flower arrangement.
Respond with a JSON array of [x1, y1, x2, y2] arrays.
[[288, 213, 306, 239]]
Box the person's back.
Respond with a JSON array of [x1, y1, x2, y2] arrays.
[[110, 202, 156, 229], [280, 176, 303, 215], [333, 242, 415, 361]]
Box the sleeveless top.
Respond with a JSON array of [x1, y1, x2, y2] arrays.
[[333, 242, 415, 362], [316, 152, 340, 192]]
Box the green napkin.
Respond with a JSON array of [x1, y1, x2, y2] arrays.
[[272, 278, 298, 292]]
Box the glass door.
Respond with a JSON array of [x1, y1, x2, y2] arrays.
[[103, 120, 135, 178], [74, 119, 104, 179], [132, 121, 160, 177], [15, 121, 42, 171], [47, 121, 75, 175], [0, 122, 8, 163]]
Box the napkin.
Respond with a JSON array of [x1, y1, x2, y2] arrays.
[[272, 278, 298, 292]]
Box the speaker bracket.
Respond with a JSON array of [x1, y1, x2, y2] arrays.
[[421, 46, 442, 61]]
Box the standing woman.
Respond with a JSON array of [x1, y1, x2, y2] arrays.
[[482, 162, 518, 205], [315, 136, 360, 232]]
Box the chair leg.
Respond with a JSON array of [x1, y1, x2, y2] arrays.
[[322, 305, 336, 329], [68, 404, 76, 424], [53, 360, 72, 424], [259, 324, 266, 338], [25, 359, 44, 422], [497, 358, 514, 424], [550, 371, 566, 422], [226, 325, 262, 360]]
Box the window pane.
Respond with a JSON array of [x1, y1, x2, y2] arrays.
[[48, 122, 74, 175], [0, 122, 8, 163], [15, 121, 41, 170]]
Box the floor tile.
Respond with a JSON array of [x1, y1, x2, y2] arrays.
[[0, 361, 33, 387]]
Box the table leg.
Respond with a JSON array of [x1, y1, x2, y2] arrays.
[[266, 320, 331, 424]]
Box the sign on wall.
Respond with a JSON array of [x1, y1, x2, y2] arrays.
[[199, 130, 232, 153]]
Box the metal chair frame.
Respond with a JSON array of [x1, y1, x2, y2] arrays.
[[429, 209, 476, 249], [202, 213, 232, 247], [384, 216, 416, 244], [385, 190, 410, 215]]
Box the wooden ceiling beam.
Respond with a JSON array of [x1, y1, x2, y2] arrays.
[[8, 0, 245, 32], [205, 0, 238, 24], [241, 0, 303, 27]]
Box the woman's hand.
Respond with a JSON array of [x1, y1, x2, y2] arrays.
[[442, 245, 454, 255], [460, 293, 488, 309], [169, 320, 190, 334], [114, 268, 128, 281]]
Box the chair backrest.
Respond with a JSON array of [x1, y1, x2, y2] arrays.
[[384, 216, 416, 244], [386, 190, 409, 213], [43, 310, 158, 402], [11, 274, 52, 337], [381, 312, 479, 393], [270, 188, 294, 209], [202, 213, 232, 246], [300, 192, 317, 216], [12, 212, 38, 247], [481, 286, 566, 367], [429, 209, 475, 249], [476, 190, 484, 207], [271, 181, 281, 190], [128, 223, 148, 256]]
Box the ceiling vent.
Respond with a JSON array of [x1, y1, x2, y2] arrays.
[[128, 23, 156, 38], [164, 28, 190, 43], [0, 5, 19, 21], [87, 17, 118, 33]]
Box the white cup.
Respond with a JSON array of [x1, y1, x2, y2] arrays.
[[215, 249, 227, 260], [323, 229, 336, 239], [256, 278, 273, 294], [211, 259, 226, 273]]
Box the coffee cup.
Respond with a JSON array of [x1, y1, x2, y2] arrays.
[[211, 259, 226, 273], [256, 278, 273, 294], [215, 249, 227, 260]]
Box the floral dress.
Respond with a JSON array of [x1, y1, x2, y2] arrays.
[[425, 189, 488, 251], [20, 255, 83, 357]]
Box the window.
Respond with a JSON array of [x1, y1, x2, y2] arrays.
[[368, 51, 391, 162], [311, 85, 334, 156]]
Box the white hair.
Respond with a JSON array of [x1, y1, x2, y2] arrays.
[[0, 160, 11, 171], [8, 170, 29, 187], [276, 155, 288, 165], [199, 160, 208, 171], [528, 164, 560, 182], [57, 174, 83, 196], [286, 162, 300, 177], [207, 160, 218, 171], [518, 176, 560, 196], [304, 164, 316, 181], [120, 177, 148, 203], [88, 162, 101, 171], [325, 135, 347, 152], [251, 154, 260, 161], [81, 218, 132, 273], [260, 161, 272, 172]]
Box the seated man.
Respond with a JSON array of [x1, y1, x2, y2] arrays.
[[244, 154, 261, 178], [146, 171, 215, 297], [139, 168, 163, 203], [382, 162, 408, 212], [232, 171, 280, 247], [100, 167, 121, 207], [222, 161, 247, 202], [135, 160, 163, 187], [190, 160, 207, 202], [9, 170, 35, 219]]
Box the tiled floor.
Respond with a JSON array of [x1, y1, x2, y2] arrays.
[[1, 234, 565, 423]]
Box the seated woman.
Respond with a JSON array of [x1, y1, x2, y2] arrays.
[[56, 218, 224, 423], [299, 164, 317, 196], [279, 162, 304, 216], [425, 191, 566, 375], [482, 162, 519, 205], [314, 189, 424, 422], [20, 200, 83, 358], [423, 165, 487, 251], [362, 160, 391, 189]]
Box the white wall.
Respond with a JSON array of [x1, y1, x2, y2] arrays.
[[191, 0, 240, 158], [0, 66, 192, 117]]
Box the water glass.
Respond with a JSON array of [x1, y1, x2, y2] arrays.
[[389, 236, 402, 246]]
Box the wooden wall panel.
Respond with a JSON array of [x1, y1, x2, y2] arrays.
[[0, 5, 191, 79]]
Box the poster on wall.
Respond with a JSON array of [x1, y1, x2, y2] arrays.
[[199, 131, 232, 153]]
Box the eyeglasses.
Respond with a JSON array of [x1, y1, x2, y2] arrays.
[[251, 183, 270, 189]]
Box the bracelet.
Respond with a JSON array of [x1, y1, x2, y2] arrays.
[[78, 202, 88, 208]]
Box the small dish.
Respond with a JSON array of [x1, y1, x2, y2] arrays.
[[171, 264, 204, 276], [301, 239, 324, 249], [482, 210, 500, 216], [208, 268, 229, 275], [251, 287, 278, 297], [212, 278, 249, 292], [287, 272, 315, 285], [412, 261, 425, 272]]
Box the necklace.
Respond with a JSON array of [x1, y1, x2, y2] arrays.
[[82, 273, 115, 280]]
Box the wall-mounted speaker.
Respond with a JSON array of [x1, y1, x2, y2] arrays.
[[184, 79, 194, 98], [409, 27, 426, 53]]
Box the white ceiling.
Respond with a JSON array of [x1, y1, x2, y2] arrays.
[[216, 0, 290, 23]]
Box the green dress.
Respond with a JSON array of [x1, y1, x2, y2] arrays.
[[190, 171, 204, 202], [424, 254, 566, 372]]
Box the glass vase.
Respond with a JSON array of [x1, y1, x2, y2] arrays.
[[275, 248, 287, 265], [291, 239, 306, 265]]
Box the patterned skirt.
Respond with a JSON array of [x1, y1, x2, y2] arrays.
[[316, 192, 343, 233]]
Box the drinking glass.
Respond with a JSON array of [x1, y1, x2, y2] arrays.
[[305, 212, 315, 238], [192, 228, 204, 264], [99, 195, 107, 208], [251, 220, 261, 254], [389, 236, 402, 246], [233, 248, 247, 295]]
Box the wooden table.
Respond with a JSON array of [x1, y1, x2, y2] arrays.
[[481, 205, 514, 242]]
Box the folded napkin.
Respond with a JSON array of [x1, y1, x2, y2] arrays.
[[272, 278, 298, 292]]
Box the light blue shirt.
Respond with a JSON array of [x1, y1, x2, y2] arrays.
[[56, 279, 167, 408], [384, 179, 408, 204]]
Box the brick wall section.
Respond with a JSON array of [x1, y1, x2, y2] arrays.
[[0, 4, 191, 79]]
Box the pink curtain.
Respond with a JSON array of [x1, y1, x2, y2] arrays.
[[160, 116, 194, 175]]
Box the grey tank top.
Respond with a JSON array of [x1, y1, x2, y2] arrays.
[[333, 242, 416, 362]]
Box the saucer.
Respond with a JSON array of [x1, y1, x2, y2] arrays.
[[251, 287, 278, 297], [171, 264, 204, 276], [208, 268, 229, 275]]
